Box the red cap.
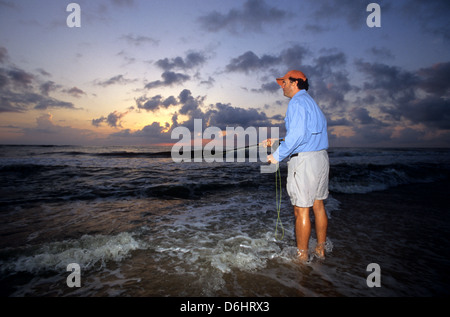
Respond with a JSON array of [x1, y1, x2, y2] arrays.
[[276, 70, 307, 86]]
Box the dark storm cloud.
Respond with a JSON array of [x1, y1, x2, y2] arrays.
[[227, 42, 449, 146], [354, 59, 450, 132], [398, 97, 450, 130], [350, 107, 376, 125], [197, 0, 290, 33], [225, 45, 309, 75], [6, 68, 34, 88], [1, 87, 76, 112], [135, 94, 178, 112], [155, 51, 207, 71], [178, 89, 205, 117], [312, 52, 347, 74], [417, 62, 450, 97], [144, 71, 190, 89], [206, 103, 272, 129], [225, 44, 311, 95], [327, 117, 351, 127], [226, 51, 280, 73], [0, 47, 79, 112], [355, 60, 418, 91]]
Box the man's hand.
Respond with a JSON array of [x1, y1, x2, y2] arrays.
[[267, 154, 278, 164], [260, 138, 279, 148]]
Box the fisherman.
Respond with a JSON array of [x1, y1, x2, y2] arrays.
[[266, 70, 329, 262]]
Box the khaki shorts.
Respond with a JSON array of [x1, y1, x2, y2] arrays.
[[286, 150, 329, 207]]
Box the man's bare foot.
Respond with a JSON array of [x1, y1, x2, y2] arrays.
[[297, 249, 308, 263], [314, 242, 325, 259]]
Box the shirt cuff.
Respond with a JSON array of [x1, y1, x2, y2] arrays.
[[272, 149, 281, 162]]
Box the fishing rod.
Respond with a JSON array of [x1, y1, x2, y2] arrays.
[[223, 138, 284, 158]]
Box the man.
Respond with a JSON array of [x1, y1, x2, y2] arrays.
[[267, 70, 329, 263]]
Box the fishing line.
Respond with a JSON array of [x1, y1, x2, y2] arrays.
[[222, 138, 285, 240], [274, 164, 284, 240]]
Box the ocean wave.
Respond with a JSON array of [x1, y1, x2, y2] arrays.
[[329, 162, 449, 194], [0, 232, 146, 274]]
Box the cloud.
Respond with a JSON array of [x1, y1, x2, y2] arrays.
[[350, 107, 378, 125], [225, 51, 280, 74], [224, 44, 449, 147], [19, 113, 100, 145], [110, 0, 134, 7], [0, 47, 79, 112], [103, 87, 280, 145], [354, 59, 450, 130], [334, 58, 450, 147], [417, 62, 450, 97], [39, 81, 60, 96], [206, 103, 272, 129], [225, 44, 310, 75], [1, 89, 76, 112], [199, 76, 215, 88], [155, 51, 207, 71], [144, 71, 190, 89], [135, 94, 178, 112], [235, 46, 353, 107], [121, 33, 159, 46], [401, 0, 450, 41], [354, 59, 420, 109], [197, 0, 290, 33], [95, 74, 137, 87], [367, 47, 395, 61], [64, 87, 86, 98], [396, 97, 450, 130], [251, 82, 280, 94], [92, 110, 129, 128], [5, 67, 34, 88], [33, 96, 76, 110], [0, 46, 8, 64], [178, 89, 205, 118]]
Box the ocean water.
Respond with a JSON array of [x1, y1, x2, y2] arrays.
[[0, 145, 449, 297]]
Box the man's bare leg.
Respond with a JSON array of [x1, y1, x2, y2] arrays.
[[294, 206, 311, 262], [312, 199, 328, 258]]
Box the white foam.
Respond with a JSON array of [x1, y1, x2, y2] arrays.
[[1, 232, 146, 274]]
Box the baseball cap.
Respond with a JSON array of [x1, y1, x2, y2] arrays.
[[276, 70, 307, 87]]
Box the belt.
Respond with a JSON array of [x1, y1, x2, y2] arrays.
[[290, 152, 299, 158]]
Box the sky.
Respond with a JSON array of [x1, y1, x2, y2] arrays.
[[0, 0, 449, 147]]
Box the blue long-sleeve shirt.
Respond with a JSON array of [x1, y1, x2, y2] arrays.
[[273, 90, 328, 162]]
